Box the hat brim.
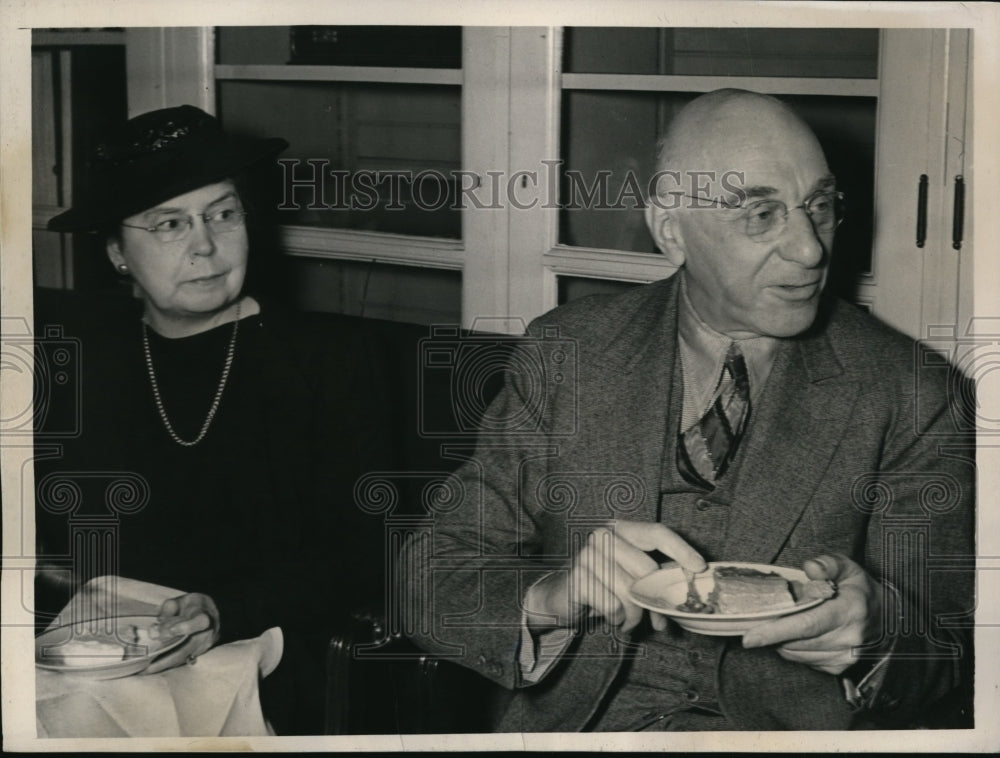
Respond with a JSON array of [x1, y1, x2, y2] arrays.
[[47, 135, 289, 233]]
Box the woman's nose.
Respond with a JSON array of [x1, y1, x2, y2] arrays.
[[187, 216, 216, 256]]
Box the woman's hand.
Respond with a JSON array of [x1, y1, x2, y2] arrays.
[[143, 592, 221, 674]]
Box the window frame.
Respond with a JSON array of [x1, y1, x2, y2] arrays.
[[138, 26, 968, 338]]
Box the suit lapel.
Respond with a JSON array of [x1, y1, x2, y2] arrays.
[[571, 277, 860, 559], [624, 322, 678, 523], [585, 276, 681, 524], [721, 327, 860, 564]]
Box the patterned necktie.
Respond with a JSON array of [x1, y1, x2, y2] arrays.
[[678, 343, 751, 487]]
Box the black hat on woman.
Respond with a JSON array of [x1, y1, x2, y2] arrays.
[[47, 105, 288, 233]]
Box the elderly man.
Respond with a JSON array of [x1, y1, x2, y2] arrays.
[[399, 89, 974, 731]]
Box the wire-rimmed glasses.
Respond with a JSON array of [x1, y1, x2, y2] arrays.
[[671, 190, 845, 241], [121, 208, 248, 243]]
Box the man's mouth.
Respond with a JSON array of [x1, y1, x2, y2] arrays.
[[773, 281, 822, 300]]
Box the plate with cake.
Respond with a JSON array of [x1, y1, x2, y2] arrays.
[[35, 615, 188, 679], [629, 561, 837, 636]]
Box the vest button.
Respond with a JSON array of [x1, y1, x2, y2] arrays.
[[684, 689, 700, 702], [688, 650, 702, 664], [695, 499, 711, 511]]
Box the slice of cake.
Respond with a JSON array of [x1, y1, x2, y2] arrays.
[[55, 636, 126, 667], [708, 567, 796, 614]]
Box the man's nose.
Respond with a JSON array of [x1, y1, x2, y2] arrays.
[[187, 216, 216, 257], [779, 207, 826, 267]]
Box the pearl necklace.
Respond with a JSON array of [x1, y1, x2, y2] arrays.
[[141, 302, 241, 447]]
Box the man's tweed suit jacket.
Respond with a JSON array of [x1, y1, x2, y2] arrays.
[[400, 273, 974, 731]]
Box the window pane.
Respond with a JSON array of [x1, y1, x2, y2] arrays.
[[218, 81, 461, 239], [559, 90, 694, 254], [218, 26, 462, 68], [292, 258, 461, 325], [564, 28, 663, 75], [217, 26, 292, 65], [558, 90, 877, 290], [564, 28, 879, 78], [782, 95, 877, 285]]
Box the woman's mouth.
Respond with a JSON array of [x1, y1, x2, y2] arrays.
[[186, 272, 226, 285]]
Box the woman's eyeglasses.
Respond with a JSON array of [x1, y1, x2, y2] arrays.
[[121, 208, 248, 243]]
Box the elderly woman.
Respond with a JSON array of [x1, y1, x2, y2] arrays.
[[37, 105, 385, 734]]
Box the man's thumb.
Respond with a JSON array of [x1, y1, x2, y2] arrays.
[[803, 553, 849, 580]]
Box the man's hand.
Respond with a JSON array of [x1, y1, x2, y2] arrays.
[[143, 592, 221, 674], [742, 554, 886, 676], [524, 521, 705, 634]]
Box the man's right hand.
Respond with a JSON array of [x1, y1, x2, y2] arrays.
[[523, 521, 706, 634]]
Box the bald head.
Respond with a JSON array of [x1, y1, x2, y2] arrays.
[[645, 88, 836, 339], [655, 89, 827, 201]]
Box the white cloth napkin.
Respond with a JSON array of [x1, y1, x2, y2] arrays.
[[35, 576, 282, 738]]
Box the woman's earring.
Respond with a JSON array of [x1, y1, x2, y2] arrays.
[[117, 263, 129, 273]]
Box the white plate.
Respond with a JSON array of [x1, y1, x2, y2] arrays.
[[35, 615, 188, 679], [629, 561, 833, 636]]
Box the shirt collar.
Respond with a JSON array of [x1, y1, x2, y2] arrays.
[[676, 269, 780, 423]]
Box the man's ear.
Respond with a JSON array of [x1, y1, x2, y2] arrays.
[[644, 202, 686, 267], [106, 237, 126, 271]]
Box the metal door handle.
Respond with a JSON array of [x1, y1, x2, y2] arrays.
[[952, 175, 965, 251], [916, 174, 928, 248]]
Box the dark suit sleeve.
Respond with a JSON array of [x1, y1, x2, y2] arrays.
[[718, 320, 975, 731], [857, 359, 976, 727], [396, 330, 564, 690]]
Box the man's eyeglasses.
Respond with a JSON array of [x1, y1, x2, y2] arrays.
[[672, 190, 845, 242], [121, 208, 248, 243]]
